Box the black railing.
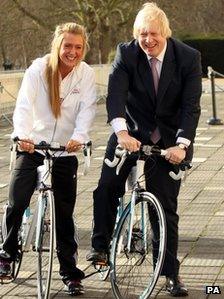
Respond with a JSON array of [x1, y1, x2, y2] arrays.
[[207, 66, 224, 125], [0, 81, 16, 126]]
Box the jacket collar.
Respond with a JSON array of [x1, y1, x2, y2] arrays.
[[157, 39, 176, 106]]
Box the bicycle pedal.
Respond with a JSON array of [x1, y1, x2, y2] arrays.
[[93, 260, 108, 266], [0, 274, 12, 281]]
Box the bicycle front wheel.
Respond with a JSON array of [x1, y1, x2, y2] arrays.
[[110, 192, 167, 299], [36, 190, 55, 299]]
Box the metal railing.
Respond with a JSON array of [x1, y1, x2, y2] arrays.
[[96, 83, 107, 103], [0, 82, 16, 126], [206, 66, 224, 125], [0, 81, 108, 127]]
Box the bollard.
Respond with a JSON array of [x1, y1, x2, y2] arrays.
[[207, 66, 223, 125]]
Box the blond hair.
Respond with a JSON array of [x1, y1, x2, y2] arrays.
[[46, 23, 89, 118], [133, 2, 172, 39]]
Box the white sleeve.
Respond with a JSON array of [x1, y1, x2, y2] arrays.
[[176, 137, 191, 147], [71, 69, 97, 142], [110, 118, 128, 133], [11, 68, 37, 139]]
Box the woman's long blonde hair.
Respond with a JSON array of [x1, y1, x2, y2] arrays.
[[46, 22, 89, 118]]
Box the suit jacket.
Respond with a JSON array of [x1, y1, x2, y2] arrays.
[[106, 38, 202, 160]]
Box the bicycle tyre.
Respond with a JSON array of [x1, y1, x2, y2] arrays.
[[0, 223, 3, 245], [0, 212, 23, 282], [36, 190, 55, 299], [110, 191, 167, 299], [11, 231, 23, 280], [96, 195, 125, 282]]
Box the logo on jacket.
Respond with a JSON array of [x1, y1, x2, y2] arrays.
[[71, 88, 80, 94]]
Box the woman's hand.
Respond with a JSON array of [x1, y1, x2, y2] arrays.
[[66, 139, 82, 153], [165, 146, 186, 164], [116, 130, 141, 152], [18, 139, 35, 153]]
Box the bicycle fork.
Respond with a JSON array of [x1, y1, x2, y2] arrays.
[[126, 190, 137, 252], [126, 188, 148, 253]]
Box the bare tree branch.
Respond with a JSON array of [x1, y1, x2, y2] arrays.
[[12, 0, 53, 31]]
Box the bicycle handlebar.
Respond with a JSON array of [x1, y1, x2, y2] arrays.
[[10, 137, 92, 175], [105, 144, 192, 180]]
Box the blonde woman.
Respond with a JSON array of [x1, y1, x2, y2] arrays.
[[0, 22, 96, 295]]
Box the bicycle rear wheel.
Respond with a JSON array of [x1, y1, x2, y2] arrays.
[[110, 191, 167, 299], [1, 210, 23, 281], [36, 190, 55, 299], [11, 230, 23, 280]]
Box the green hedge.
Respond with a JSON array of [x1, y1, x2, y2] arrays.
[[182, 38, 224, 77]]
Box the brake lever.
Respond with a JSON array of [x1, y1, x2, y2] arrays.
[[82, 142, 92, 176], [9, 142, 17, 171], [169, 163, 192, 181], [116, 154, 127, 175], [104, 145, 128, 175]]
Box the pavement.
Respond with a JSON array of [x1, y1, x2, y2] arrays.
[[0, 81, 224, 298]]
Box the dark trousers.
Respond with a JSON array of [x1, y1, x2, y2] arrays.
[[92, 134, 181, 276], [2, 151, 84, 281]]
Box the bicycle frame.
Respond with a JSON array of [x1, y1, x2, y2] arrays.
[[105, 144, 190, 299], [35, 155, 56, 253], [125, 160, 146, 253], [1, 137, 92, 299], [20, 153, 54, 253]]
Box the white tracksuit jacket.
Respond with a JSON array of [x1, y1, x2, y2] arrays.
[[12, 55, 97, 154]]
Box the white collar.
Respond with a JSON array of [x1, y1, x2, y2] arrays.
[[148, 40, 167, 63]]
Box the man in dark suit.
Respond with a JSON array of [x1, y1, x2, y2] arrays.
[[87, 2, 202, 296]]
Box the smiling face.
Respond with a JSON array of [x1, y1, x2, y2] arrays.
[[59, 32, 84, 76], [138, 20, 166, 57]]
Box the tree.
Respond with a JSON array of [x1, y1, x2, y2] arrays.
[[0, 0, 224, 68]]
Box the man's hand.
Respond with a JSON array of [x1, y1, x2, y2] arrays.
[[18, 138, 34, 153], [116, 130, 141, 152], [165, 146, 186, 164], [66, 139, 82, 153]]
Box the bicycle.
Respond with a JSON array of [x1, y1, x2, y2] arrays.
[[93, 144, 190, 299], [0, 137, 92, 299]]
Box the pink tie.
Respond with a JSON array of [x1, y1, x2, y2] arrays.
[[150, 57, 161, 143], [150, 57, 159, 94]]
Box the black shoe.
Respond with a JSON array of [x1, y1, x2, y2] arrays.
[[64, 279, 84, 296], [86, 248, 108, 264], [0, 259, 11, 277], [166, 276, 188, 297]]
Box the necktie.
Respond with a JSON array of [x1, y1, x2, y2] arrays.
[[150, 57, 161, 143], [150, 57, 159, 94]]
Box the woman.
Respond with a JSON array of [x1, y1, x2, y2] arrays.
[[0, 22, 96, 296]]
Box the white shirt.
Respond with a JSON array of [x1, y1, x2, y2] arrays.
[[147, 41, 167, 77], [12, 55, 97, 155]]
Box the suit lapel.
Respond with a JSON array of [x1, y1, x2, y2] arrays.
[[157, 39, 176, 106], [137, 48, 156, 105]]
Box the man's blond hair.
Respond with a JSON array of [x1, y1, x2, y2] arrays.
[[133, 2, 172, 39]]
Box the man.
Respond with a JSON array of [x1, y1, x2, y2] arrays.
[[87, 2, 202, 297]]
